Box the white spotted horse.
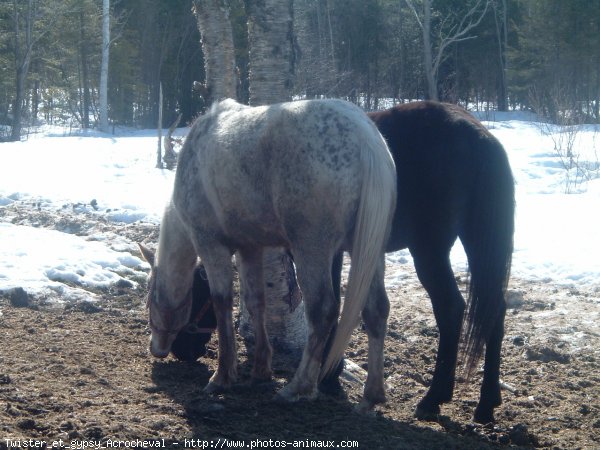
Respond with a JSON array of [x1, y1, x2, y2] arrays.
[[324, 101, 515, 423], [140, 99, 396, 410]]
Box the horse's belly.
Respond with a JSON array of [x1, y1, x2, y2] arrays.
[[220, 213, 289, 248]]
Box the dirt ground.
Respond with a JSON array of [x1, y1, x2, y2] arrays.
[[1, 205, 599, 449]]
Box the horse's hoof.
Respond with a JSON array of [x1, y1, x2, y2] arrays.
[[275, 384, 317, 403], [364, 389, 387, 408], [473, 405, 495, 424], [274, 389, 299, 403], [414, 402, 441, 421], [354, 400, 377, 415]]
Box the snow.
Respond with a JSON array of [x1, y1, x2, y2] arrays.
[[0, 222, 147, 301], [0, 129, 175, 222], [1, 116, 599, 303]]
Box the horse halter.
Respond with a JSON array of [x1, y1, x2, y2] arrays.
[[181, 298, 215, 334], [146, 272, 193, 336], [148, 292, 193, 336]]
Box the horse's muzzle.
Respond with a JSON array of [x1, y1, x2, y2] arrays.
[[149, 333, 176, 358]]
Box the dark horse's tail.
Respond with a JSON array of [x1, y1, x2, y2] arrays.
[[461, 131, 515, 374]]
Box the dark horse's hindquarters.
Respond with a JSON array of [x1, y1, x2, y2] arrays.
[[370, 101, 513, 423], [325, 101, 514, 423]]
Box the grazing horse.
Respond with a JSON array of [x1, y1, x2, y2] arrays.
[[363, 101, 514, 423], [140, 99, 396, 410]]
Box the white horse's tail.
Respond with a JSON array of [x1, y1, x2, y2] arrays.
[[320, 125, 396, 378]]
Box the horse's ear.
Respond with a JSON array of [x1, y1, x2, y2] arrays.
[[138, 243, 155, 266]]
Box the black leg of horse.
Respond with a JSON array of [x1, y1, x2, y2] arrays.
[[319, 251, 344, 394], [474, 306, 506, 423], [411, 246, 465, 420]]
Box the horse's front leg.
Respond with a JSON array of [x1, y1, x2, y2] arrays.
[[202, 250, 238, 393], [237, 248, 272, 382]]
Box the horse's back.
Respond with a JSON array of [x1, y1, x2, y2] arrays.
[[368, 101, 510, 252], [175, 99, 391, 251]]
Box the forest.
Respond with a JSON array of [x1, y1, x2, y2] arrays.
[[1, 0, 600, 141]]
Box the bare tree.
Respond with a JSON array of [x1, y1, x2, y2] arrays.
[[188, 0, 305, 355], [294, 0, 340, 98], [246, 0, 295, 104], [99, 0, 109, 132], [79, 6, 92, 128], [193, 0, 237, 103], [8, 0, 61, 141], [492, 0, 508, 111], [405, 0, 490, 101], [240, 0, 307, 356]]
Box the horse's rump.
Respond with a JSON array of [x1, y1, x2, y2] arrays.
[[174, 99, 390, 252]]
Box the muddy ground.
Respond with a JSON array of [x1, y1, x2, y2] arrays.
[[0, 204, 599, 449]]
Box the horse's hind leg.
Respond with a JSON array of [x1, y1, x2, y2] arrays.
[[461, 229, 508, 423], [474, 303, 505, 423], [277, 250, 337, 402], [411, 245, 465, 419], [318, 251, 344, 394], [359, 257, 390, 411], [237, 247, 273, 382], [199, 245, 238, 393]]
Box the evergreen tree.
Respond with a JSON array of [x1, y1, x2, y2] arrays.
[[510, 0, 600, 122]]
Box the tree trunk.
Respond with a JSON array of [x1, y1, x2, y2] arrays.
[[493, 0, 508, 111], [79, 10, 91, 128], [238, 249, 305, 355], [11, 67, 25, 142], [99, 0, 109, 132], [156, 83, 163, 169], [163, 113, 182, 170], [407, 0, 489, 103], [246, 0, 295, 105], [242, 0, 306, 356], [193, 0, 237, 102], [10, 0, 33, 142], [422, 0, 438, 101]]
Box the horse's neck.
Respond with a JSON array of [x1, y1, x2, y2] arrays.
[[157, 204, 197, 293]]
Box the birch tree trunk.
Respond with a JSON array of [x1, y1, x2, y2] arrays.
[[99, 0, 109, 132], [241, 0, 307, 357], [246, 0, 295, 105], [193, 0, 237, 102], [238, 249, 305, 355]]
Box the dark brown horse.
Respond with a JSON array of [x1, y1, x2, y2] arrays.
[[328, 101, 514, 423]]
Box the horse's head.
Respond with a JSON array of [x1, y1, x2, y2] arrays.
[[139, 243, 194, 358]]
